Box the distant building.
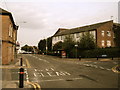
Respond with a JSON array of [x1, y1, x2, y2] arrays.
[[0, 8, 18, 64], [52, 20, 115, 48]]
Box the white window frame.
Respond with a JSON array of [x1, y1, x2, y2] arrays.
[[76, 33, 79, 38], [101, 40, 105, 47], [107, 40, 111, 47], [101, 31, 104, 37], [9, 24, 13, 37]]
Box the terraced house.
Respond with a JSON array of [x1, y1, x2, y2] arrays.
[[0, 8, 18, 64], [52, 20, 115, 48]]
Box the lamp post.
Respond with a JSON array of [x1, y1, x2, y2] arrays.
[[46, 38, 48, 55], [75, 44, 78, 58]]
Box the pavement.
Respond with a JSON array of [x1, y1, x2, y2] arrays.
[[0, 55, 36, 89]]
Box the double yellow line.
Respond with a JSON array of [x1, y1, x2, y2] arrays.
[[26, 81, 41, 89], [25, 58, 41, 89], [25, 59, 31, 68]]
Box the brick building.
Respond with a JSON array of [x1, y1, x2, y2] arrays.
[[0, 8, 18, 64], [52, 20, 115, 48]]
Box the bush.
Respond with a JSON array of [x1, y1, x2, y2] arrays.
[[81, 47, 120, 58]]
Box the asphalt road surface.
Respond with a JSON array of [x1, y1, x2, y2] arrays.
[[21, 54, 120, 89]]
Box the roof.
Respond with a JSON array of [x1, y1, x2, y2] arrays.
[[113, 23, 120, 27], [53, 20, 113, 37], [0, 8, 18, 30]]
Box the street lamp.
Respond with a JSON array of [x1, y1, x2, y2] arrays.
[[46, 38, 48, 55], [75, 44, 78, 58]]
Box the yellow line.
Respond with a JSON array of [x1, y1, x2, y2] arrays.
[[26, 81, 37, 89], [34, 83, 41, 89], [25, 59, 31, 68]]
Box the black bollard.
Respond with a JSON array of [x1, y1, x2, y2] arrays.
[[19, 68, 24, 88], [97, 56, 98, 60], [20, 58, 23, 66], [112, 57, 113, 60], [79, 56, 81, 61]]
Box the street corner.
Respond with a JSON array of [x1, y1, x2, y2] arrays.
[[25, 81, 41, 90], [112, 65, 120, 74]]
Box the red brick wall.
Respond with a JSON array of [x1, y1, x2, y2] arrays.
[[97, 21, 114, 48]]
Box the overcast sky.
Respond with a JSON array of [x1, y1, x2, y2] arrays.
[[0, 0, 119, 47]]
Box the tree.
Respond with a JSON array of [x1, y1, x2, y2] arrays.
[[21, 45, 33, 52], [78, 32, 96, 50], [38, 39, 46, 52], [53, 41, 63, 51], [47, 37, 52, 52], [62, 35, 76, 57]]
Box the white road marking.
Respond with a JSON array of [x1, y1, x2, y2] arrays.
[[39, 58, 42, 60], [47, 72, 52, 76], [86, 64, 90, 67], [38, 58, 50, 63], [46, 69, 49, 71], [106, 68, 111, 71], [56, 72, 60, 76], [89, 64, 94, 67], [64, 72, 71, 75], [99, 66, 105, 69], [51, 68, 54, 71], [93, 65, 98, 68], [24, 71, 27, 74], [34, 73, 37, 77], [39, 73, 44, 77], [34, 69, 37, 72], [44, 60, 50, 63], [25, 69, 29, 82]]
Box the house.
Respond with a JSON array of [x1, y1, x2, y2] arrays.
[[0, 8, 18, 64], [52, 20, 115, 48]]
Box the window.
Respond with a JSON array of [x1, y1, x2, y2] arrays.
[[70, 34, 74, 38], [101, 31, 104, 36], [53, 37, 56, 41], [56, 37, 58, 41], [58, 36, 60, 40], [90, 31, 96, 39], [107, 40, 111, 47], [79, 33, 82, 37], [14, 32, 16, 40], [101, 40, 105, 47], [107, 31, 111, 36], [9, 24, 13, 37], [76, 33, 79, 38], [60, 36, 61, 40]]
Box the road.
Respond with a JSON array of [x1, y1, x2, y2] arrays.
[[14, 54, 120, 89]]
